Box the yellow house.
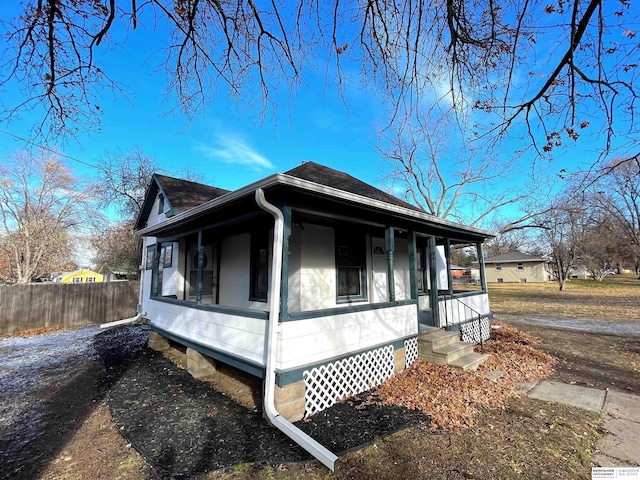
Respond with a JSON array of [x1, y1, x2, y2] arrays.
[[60, 269, 104, 284]]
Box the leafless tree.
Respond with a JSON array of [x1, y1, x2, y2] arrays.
[[537, 196, 589, 291], [92, 147, 205, 277], [0, 151, 93, 283], [0, 0, 637, 158], [483, 228, 537, 257], [94, 148, 161, 221], [573, 154, 640, 272], [379, 114, 541, 228], [91, 220, 141, 278]]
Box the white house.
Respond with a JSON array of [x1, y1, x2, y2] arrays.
[[134, 163, 495, 469]]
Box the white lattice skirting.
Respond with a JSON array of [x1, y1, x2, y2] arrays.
[[460, 317, 491, 343], [404, 337, 418, 369], [303, 345, 395, 417]]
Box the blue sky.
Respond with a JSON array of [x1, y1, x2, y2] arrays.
[[0, 3, 634, 230], [0, 3, 390, 195]]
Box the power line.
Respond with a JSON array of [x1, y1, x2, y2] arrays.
[[0, 129, 107, 172]]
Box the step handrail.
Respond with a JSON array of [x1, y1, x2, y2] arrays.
[[437, 294, 489, 349]]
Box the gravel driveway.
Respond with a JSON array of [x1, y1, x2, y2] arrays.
[[496, 314, 640, 336], [0, 326, 104, 480]]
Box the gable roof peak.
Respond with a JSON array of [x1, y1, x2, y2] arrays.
[[283, 161, 423, 212]]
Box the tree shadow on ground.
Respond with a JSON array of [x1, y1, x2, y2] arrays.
[[0, 325, 149, 480]]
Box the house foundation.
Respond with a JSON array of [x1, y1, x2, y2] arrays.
[[394, 346, 407, 374], [148, 331, 170, 351], [187, 347, 217, 379], [274, 381, 306, 422]]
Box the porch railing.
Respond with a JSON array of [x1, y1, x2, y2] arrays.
[[438, 294, 490, 349]]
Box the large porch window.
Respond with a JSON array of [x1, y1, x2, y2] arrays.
[[335, 228, 367, 302]]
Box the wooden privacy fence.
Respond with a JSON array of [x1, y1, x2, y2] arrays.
[[0, 281, 139, 335]]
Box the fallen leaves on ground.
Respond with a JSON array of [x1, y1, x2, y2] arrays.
[[377, 322, 555, 431], [1, 326, 69, 338], [489, 321, 542, 345]]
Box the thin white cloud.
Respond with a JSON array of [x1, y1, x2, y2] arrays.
[[198, 134, 274, 170]]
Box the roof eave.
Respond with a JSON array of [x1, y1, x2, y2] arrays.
[[135, 173, 497, 239]]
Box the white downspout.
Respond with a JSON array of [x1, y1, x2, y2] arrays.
[[255, 188, 338, 472]]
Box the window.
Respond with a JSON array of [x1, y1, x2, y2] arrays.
[[163, 243, 173, 268], [157, 194, 165, 214], [73, 277, 82, 283], [335, 229, 367, 301], [86, 277, 95, 283], [146, 246, 154, 270], [497, 278, 504, 283], [520, 278, 527, 283], [495, 263, 502, 271], [416, 248, 426, 293], [250, 230, 269, 302], [517, 262, 524, 270]]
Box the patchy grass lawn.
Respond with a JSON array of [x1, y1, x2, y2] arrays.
[[509, 323, 640, 395], [488, 274, 640, 321]]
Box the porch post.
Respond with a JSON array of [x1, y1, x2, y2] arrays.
[[408, 231, 417, 301], [428, 236, 439, 327], [477, 241, 488, 292], [196, 230, 204, 304], [385, 227, 395, 302], [445, 238, 453, 295], [279, 205, 292, 320]]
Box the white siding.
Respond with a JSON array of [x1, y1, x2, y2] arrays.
[[277, 303, 417, 370], [218, 233, 270, 311], [147, 195, 168, 227], [147, 300, 267, 366], [370, 237, 388, 303], [393, 238, 411, 301], [436, 245, 448, 290], [161, 242, 180, 297], [289, 224, 338, 312], [418, 295, 430, 310], [437, 293, 490, 326]]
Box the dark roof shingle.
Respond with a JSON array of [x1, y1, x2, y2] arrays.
[[284, 161, 422, 212], [155, 174, 231, 212]]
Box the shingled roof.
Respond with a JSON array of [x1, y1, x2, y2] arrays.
[[483, 251, 546, 263], [154, 174, 230, 212], [284, 162, 423, 212], [135, 174, 231, 230]]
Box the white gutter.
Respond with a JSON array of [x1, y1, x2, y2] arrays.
[[137, 173, 496, 238], [255, 188, 339, 472], [100, 314, 142, 329]]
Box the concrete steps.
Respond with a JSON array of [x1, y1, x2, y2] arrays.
[[417, 329, 489, 371]]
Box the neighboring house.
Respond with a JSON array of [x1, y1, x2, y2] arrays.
[[56, 269, 104, 284], [449, 264, 466, 278], [135, 162, 495, 467], [482, 252, 550, 283], [569, 265, 590, 280]]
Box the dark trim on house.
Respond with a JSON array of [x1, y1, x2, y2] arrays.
[[437, 290, 488, 301], [444, 312, 494, 332], [275, 334, 417, 386], [150, 324, 266, 378], [279, 205, 292, 321], [149, 296, 270, 320], [428, 235, 439, 326], [284, 299, 416, 322]]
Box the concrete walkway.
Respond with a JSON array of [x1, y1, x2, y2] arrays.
[[517, 381, 640, 467]]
